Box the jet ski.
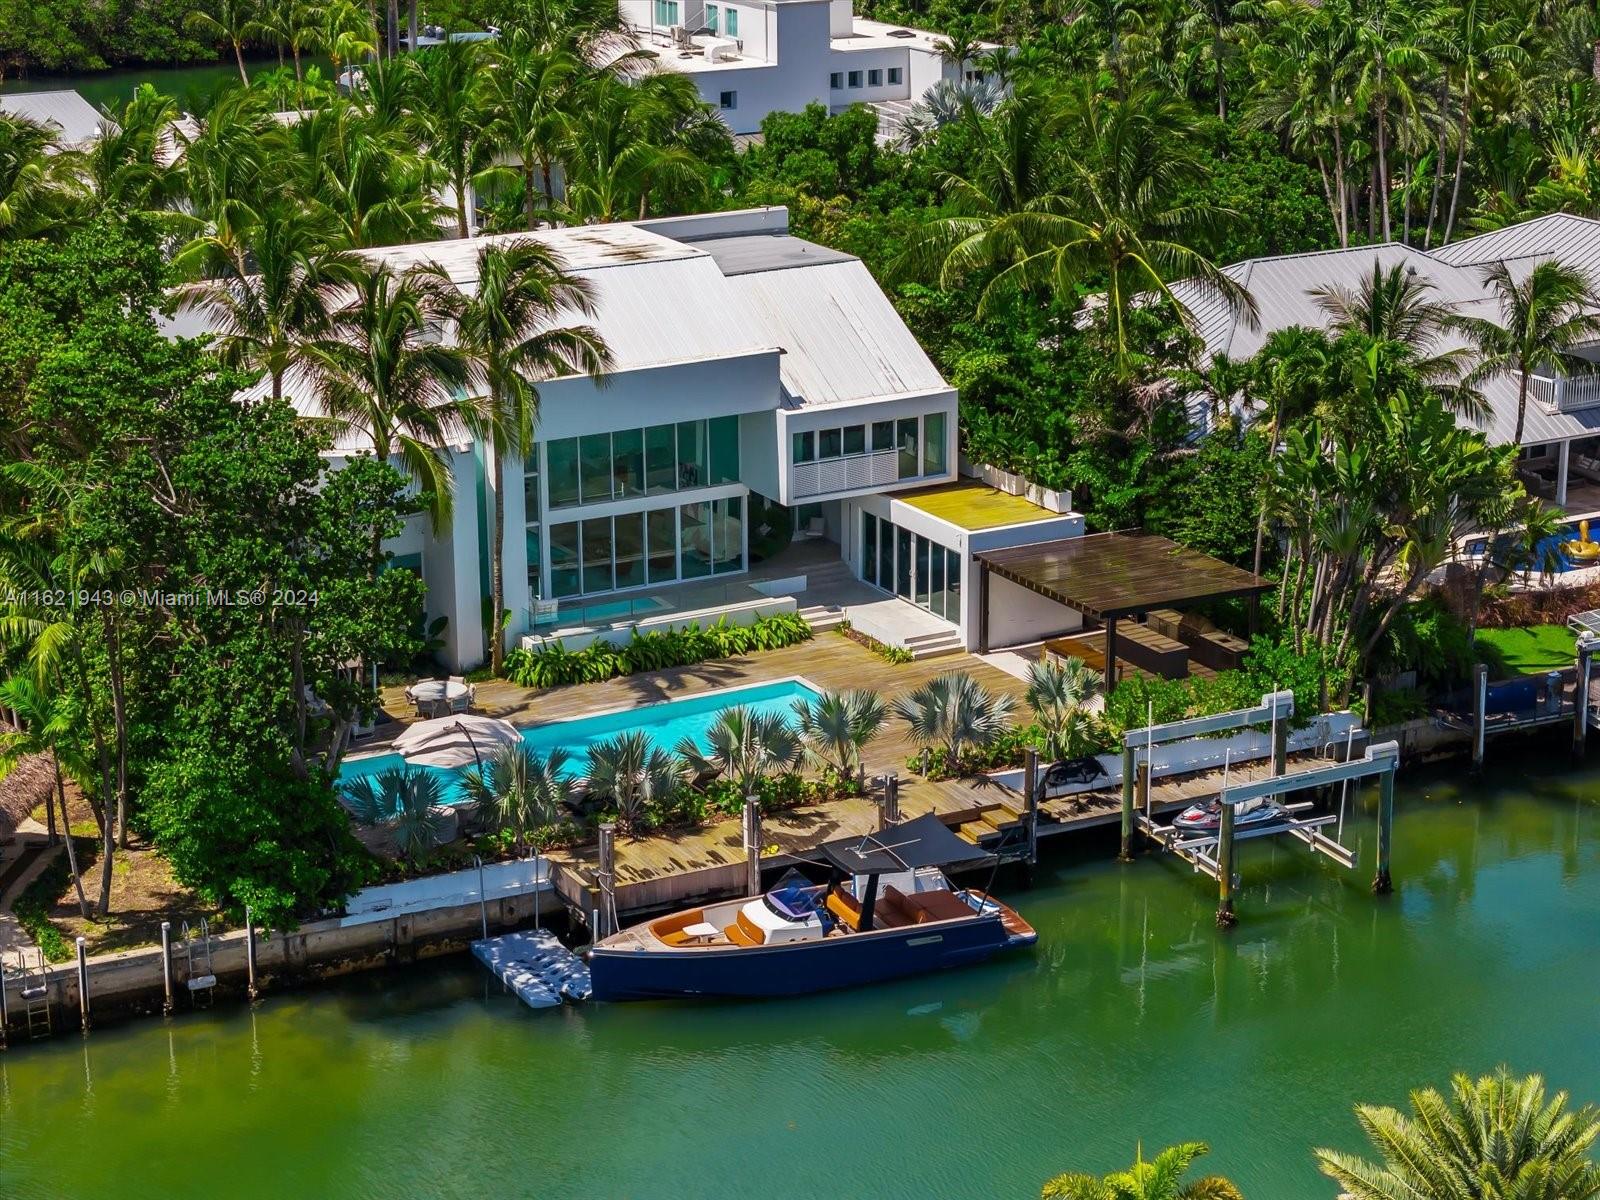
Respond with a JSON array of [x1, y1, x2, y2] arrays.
[[1171, 795, 1288, 834]]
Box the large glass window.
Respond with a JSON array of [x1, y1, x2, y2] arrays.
[[647, 507, 677, 584], [580, 433, 612, 504], [928, 544, 946, 619], [547, 439, 580, 508], [819, 428, 842, 459], [581, 517, 613, 593], [897, 418, 920, 479], [526, 528, 542, 597], [725, 6, 738, 34], [612, 428, 644, 498], [522, 455, 541, 525], [613, 512, 645, 590], [645, 423, 676, 494], [895, 526, 912, 598], [945, 548, 961, 623], [793, 430, 815, 464], [681, 501, 711, 579], [861, 512, 878, 585], [843, 425, 865, 456], [709, 415, 740, 484], [705, 2, 718, 31], [923, 412, 947, 477], [877, 516, 894, 590], [678, 421, 707, 489], [550, 522, 580, 597], [915, 535, 931, 608], [713, 495, 744, 574], [872, 420, 893, 452]]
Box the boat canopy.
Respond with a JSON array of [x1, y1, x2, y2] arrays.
[[810, 813, 994, 876]]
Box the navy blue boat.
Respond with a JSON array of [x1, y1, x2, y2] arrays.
[[588, 814, 1037, 1002]]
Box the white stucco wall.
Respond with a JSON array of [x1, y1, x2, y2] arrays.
[[983, 572, 1083, 647], [532, 352, 782, 441]]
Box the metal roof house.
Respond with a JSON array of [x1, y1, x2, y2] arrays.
[[0, 89, 104, 149], [167, 206, 1078, 668], [1173, 213, 1600, 515]]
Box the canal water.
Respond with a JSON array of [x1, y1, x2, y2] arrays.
[[3, 755, 1599, 1200]]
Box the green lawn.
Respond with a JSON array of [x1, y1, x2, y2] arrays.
[[1475, 624, 1578, 678]]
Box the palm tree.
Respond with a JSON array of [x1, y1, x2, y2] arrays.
[[175, 202, 361, 402], [286, 103, 444, 248], [0, 113, 81, 239], [342, 766, 450, 866], [894, 671, 1017, 774], [1315, 1069, 1600, 1200], [409, 39, 495, 238], [1042, 1142, 1242, 1200], [1024, 659, 1103, 762], [188, 0, 260, 86], [895, 77, 1007, 151], [83, 86, 187, 228], [791, 688, 887, 778], [308, 262, 475, 530], [433, 240, 610, 673], [322, 0, 377, 78], [557, 75, 708, 225], [1452, 259, 1600, 446], [675, 706, 802, 794], [0, 674, 91, 918], [484, 30, 580, 228], [462, 743, 571, 852], [251, 0, 322, 93], [585, 731, 684, 836]]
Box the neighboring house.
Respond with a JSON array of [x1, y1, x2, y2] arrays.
[[164, 206, 1082, 669], [0, 89, 104, 150], [1173, 213, 1600, 515], [613, 0, 994, 135]]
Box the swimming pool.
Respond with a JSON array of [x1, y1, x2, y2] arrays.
[[1531, 523, 1600, 573], [340, 678, 823, 800]]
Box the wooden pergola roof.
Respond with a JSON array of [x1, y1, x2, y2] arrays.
[[974, 532, 1271, 621]]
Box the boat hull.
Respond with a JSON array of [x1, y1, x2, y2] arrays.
[[589, 913, 1030, 1002]]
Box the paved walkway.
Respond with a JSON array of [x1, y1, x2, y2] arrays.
[[0, 828, 56, 959]]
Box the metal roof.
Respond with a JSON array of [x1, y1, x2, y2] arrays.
[[729, 259, 949, 408], [694, 233, 854, 276], [0, 89, 104, 148], [975, 532, 1271, 621], [1430, 213, 1600, 268]]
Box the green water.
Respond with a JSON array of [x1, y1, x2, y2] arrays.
[[4, 756, 1600, 1200], [0, 63, 250, 111]]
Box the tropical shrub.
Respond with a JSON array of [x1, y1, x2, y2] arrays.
[[341, 766, 452, 868], [1025, 658, 1105, 761], [1041, 1142, 1241, 1200], [461, 743, 572, 854], [1102, 639, 1339, 736], [792, 688, 888, 776], [502, 613, 813, 688], [893, 671, 1017, 774], [584, 732, 686, 837], [676, 705, 803, 794]]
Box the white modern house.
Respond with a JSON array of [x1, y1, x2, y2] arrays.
[[167, 206, 1085, 669], [613, 0, 993, 135], [1173, 212, 1600, 516]]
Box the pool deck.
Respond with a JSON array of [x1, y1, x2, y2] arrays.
[[373, 636, 1031, 916]]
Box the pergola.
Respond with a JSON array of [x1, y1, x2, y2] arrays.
[[973, 532, 1272, 688]]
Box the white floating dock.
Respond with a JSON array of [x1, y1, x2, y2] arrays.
[[471, 929, 591, 1009]]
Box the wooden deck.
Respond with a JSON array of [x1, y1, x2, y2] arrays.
[[374, 635, 1030, 914]]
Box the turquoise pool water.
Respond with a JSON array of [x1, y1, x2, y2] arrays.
[[340, 678, 822, 797]]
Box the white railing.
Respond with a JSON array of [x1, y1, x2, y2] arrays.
[[792, 448, 900, 498], [1532, 372, 1600, 413]]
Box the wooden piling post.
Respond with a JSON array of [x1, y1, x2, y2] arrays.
[[160, 921, 174, 1016], [0, 949, 10, 1049], [75, 937, 90, 1033], [1471, 663, 1488, 771], [1135, 760, 1151, 826], [1118, 742, 1136, 862], [1271, 711, 1288, 777], [596, 823, 617, 940], [1575, 636, 1595, 759], [743, 796, 762, 898], [883, 773, 900, 828], [245, 906, 259, 1002], [1216, 805, 1237, 928], [1373, 766, 1395, 895], [1023, 747, 1040, 866]]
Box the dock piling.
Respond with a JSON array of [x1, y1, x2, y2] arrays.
[[882, 772, 900, 828], [1576, 635, 1596, 759], [1135, 760, 1151, 827], [1471, 663, 1488, 771], [1373, 766, 1395, 895], [1118, 743, 1136, 862], [1, 949, 10, 1049], [1023, 748, 1040, 867], [1216, 805, 1238, 928], [75, 937, 90, 1033], [245, 906, 259, 1002], [743, 797, 762, 897], [1271, 709, 1288, 777], [160, 921, 174, 1016], [596, 824, 617, 940]]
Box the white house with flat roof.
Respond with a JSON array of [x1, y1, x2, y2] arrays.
[[166, 206, 1082, 668], [612, 0, 992, 135]]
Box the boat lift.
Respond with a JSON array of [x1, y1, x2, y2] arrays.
[[1139, 740, 1401, 926]]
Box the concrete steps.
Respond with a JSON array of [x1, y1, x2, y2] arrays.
[[903, 626, 964, 660]]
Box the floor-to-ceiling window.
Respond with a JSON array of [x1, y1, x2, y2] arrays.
[[545, 497, 747, 600], [544, 416, 738, 513], [862, 511, 963, 625]]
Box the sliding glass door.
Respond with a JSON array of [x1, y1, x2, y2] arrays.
[[860, 510, 963, 625]]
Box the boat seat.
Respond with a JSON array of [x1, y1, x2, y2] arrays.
[[658, 930, 693, 946], [725, 916, 764, 947], [874, 887, 922, 928], [826, 889, 861, 931], [902, 889, 973, 923]]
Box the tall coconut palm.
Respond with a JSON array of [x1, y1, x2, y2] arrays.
[[188, 0, 260, 86], [287, 103, 444, 248], [0, 674, 91, 918], [175, 202, 361, 402], [0, 113, 81, 239], [1315, 1069, 1600, 1200], [484, 30, 580, 228], [1452, 259, 1600, 446], [1041, 1141, 1242, 1200], [462, 743, 571, 852], [83, 85, 187, 227], [308, 262, 475, 530], [557, 75, 709, 224], [791, 688, 888, 778], [1024, 659, 1103, 762], [433, 240, 609, 673], [676, 707, 802, 794], [409, 39, 495, 238], [585, 731, 684, 837], [894, 671, 1017, 773]]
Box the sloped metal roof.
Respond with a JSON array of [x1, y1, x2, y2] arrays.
[[729, 259, 950, 408], [0, 89, 104, 148], [1430, 213, 1600, 268]]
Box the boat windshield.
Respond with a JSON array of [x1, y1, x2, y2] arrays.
[[764, 869, 822, 922]]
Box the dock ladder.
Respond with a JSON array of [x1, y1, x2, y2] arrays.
[[181, 919, 217, 1007], [17, 947, 52, 1039]]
